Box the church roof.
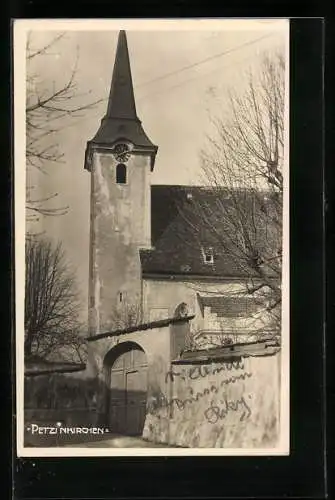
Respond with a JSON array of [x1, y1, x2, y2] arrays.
[[85, 31, 157, 170], [140, 186, 255, 278], [140, 185, 280, 279]]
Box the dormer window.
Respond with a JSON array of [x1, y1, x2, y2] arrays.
[[116, 163, 127, 184], [202, 247, 214, 265]]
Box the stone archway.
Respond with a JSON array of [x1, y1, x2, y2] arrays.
[[104, 342, 148, 436]]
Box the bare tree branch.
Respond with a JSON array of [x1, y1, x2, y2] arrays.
[[26, 31, 103, 224], [180, 51, 284, 335]]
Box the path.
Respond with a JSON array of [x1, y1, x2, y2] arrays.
[[66, 434, 171, 448]]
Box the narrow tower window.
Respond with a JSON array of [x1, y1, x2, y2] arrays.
[[116, 163, 127, 184]]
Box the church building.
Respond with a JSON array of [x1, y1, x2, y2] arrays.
[[83, 31, 278, 439]]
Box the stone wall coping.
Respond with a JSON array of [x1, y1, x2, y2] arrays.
[[24, 363, 87, 377], [87, 314, 195, 342], [172, 338, 281, 364]]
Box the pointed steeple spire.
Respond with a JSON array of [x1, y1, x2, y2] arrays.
[[85, 30, 158, 171], [106, 30, 138, 120]]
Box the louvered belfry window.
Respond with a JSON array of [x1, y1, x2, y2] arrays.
[[116, 163, 127, 184]]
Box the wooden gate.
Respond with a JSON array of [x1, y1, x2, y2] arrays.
[[107, 344, 148, 436]]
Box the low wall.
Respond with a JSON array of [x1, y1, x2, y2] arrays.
[[24, 373, 102, 446], [143, 350, 281, 448], [24, 372, 100, 427]]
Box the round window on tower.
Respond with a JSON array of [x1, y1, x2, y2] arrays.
[[116, 163, 127, 184]]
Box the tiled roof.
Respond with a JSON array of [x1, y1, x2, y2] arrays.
[[140, 185, 268, 278], [198, 295, 260, 317]]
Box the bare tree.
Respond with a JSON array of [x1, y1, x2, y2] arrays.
[[180, 52, 285, 336], [25, 238, 86, 362], [26, 31, 102, 226]]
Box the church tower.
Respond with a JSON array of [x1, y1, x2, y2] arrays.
[[84, 31, 158, 334]]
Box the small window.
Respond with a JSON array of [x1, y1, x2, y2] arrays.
[[202, 247, 214, 264], [116, 163, 127, 184], [119, 292, 123, 303]]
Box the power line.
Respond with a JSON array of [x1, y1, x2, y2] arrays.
[[95, 31, 280, 105], [65, 32, 283, 127], [134, 32, 277, 90], [66, 51, 253, 129], [137, 38, 281, 103], [137, 56, 246, 103]]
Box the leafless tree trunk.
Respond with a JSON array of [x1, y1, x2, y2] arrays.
[[180, 52, 285, 335], [26, 31, 102, 227], [25, 238, 86, 362]]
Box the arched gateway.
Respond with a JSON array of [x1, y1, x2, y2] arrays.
[[104, 342, 148, 436]]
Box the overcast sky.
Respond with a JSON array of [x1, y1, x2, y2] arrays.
[[20, 20, 289, 321]]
